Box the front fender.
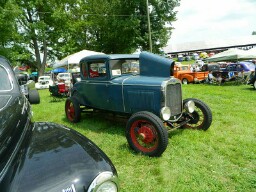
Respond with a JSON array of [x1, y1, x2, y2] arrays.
[[0, 122, 116, 192]]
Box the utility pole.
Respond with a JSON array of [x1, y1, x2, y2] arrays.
[[146, 0, 152, 52]]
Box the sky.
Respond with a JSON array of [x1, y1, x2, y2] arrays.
[[169, 0, 256, 44]]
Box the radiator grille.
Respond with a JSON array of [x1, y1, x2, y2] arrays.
[[166, 83, 182, 116]]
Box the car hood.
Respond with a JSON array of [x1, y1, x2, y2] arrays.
[[1, 122, 116, 192]]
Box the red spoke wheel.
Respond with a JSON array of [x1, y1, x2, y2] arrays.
[[183, 98, 212, 130], [126, 111, 168, 157], [65, 97, 81, 123]]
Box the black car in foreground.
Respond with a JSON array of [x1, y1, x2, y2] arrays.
[[0, 56, 119, 192]]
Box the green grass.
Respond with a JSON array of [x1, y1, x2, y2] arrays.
[[33, 84, 256, 192]]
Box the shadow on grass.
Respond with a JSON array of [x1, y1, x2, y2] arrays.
[[241, 86, 255, 91], [62, 109, 188, 140], [62, 110, 127, 136]]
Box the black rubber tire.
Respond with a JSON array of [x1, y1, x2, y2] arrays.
[[65, 97, 81, 123], [253, 81, 256, 90], [28, 89, 40, 104], [182, 78, 188, 84], [126, 111, 168, 157], [183, 98, 212, 130]]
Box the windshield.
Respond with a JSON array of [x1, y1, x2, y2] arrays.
[[245, 62, 255, 70], [39, 76, 51, 80], [110, 59, 140, 77], [0, 65, 12, 91]]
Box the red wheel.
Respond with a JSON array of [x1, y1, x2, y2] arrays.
[[126, 111, 168, 157], [65, 97, 81, 123]]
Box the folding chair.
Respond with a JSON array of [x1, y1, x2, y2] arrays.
[[49, 85, 62, 102]]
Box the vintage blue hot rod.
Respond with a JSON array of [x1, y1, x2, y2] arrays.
[[65, 52, 212, 157], [0, 56, 119, 192]]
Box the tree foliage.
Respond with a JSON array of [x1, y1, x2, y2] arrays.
[[0, 0, 179, 74]]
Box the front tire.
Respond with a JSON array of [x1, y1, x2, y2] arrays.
[[126, 111, 168, 157], [183, 98, 212, 130], [65, 97, 81, 123]]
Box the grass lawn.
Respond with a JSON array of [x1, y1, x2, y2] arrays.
[[32, 83, 256, 192]]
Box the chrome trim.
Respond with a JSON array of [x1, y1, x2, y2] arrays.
[[0, 95, 12, 111], [0, 64, 14, 92], [122, 76, 134, 112], [161, 77, 182, 121]]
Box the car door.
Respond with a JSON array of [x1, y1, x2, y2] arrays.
[[80, 60, 111, 110]]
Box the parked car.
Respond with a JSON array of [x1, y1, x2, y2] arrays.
[[173, 63, 220, 84], [209, 61, 255, 83], [65, 52, 213, 157], [57, 72, 71, 82], [174, 64, 208, 84], [35, 75, 54, 89], [248, 66, 256, 89], [0, 56, 119, 192], [222, 61, 255, 77], [29, 71, 38, 82]]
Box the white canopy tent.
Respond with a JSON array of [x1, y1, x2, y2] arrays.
[[242, 47, 256, 59], [53, 50, 104, 69], [205, 48, 249, 62], [206, 48, 256, 62]]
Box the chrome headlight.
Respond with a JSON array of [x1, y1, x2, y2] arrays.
[[184, 100, 195, 113], [88, 171, 119, 192], [160, 107, 171, 121]]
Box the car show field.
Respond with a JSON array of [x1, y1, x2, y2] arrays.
[[32, 83, 256, 192]]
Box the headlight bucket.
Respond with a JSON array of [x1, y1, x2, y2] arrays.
[[88, 171, 119, 192], [184, 100, 195, 113], [160, 107, 171, 121]]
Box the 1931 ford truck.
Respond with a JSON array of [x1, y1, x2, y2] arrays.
[[65, 52, 212, 157], [0, 56, 119, 192]]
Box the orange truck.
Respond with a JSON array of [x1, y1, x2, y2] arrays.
[[173, 64, 209, 84]]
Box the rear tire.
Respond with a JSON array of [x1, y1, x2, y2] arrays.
[[182, 78, 188, 84], [28, 89, 40, 104], [126, 111, 168, 157], [65, 97, 81, 123]]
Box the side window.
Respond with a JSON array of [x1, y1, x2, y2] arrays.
[[88, 61, 107, 78], [237, 64, 243, 71], [227, 65, 233, 71], [0, 65, 12, 90]]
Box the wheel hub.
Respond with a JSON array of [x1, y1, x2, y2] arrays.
[[137, 126, 155, 143], [188, 111, 200, 124]]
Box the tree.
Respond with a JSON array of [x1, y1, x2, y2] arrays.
[[81, 0, 180, 53], [0, 1, 30, 65], [0, 0, 83, 75], [0, 0, 180, 74], [252, 31, 256, 35]]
